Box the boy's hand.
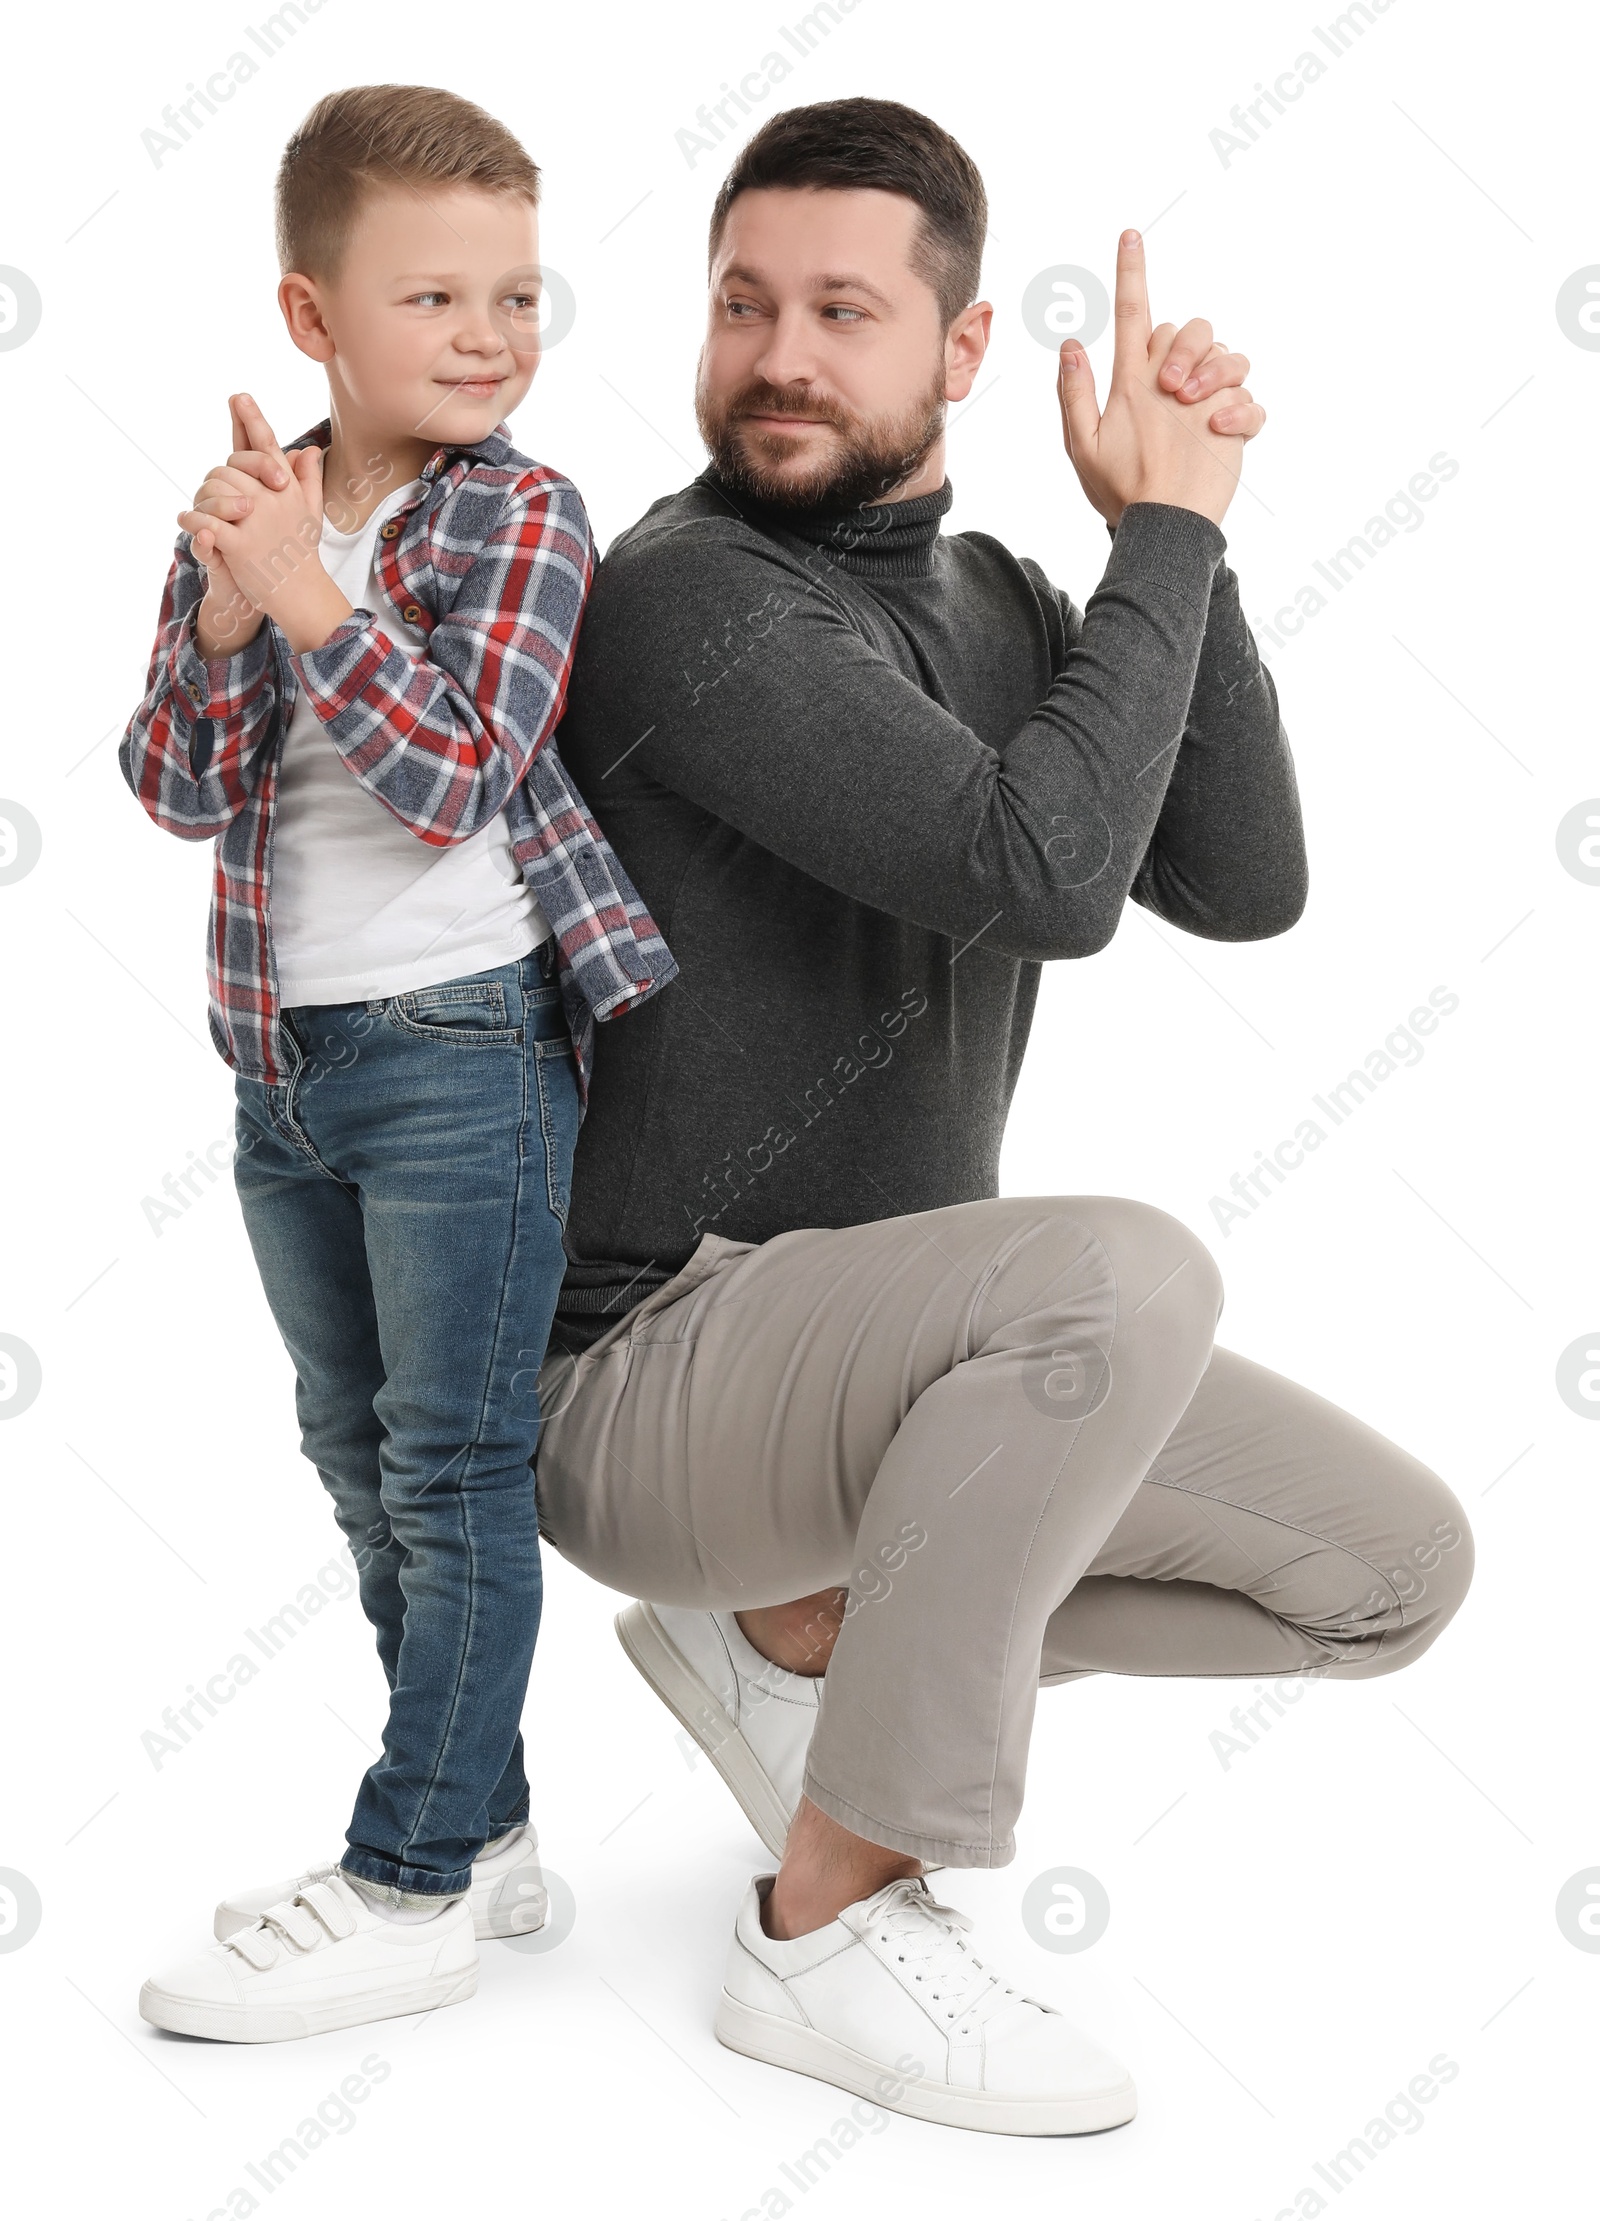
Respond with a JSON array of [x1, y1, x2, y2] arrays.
[[189, 398, 269, 659], [178, 395, 353, 655]]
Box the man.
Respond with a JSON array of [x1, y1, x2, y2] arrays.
[[536, 98, 1472, 2136]]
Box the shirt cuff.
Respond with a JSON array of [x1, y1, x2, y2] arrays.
[[289, 613, 401, 728], [170, 608, 272, 718]]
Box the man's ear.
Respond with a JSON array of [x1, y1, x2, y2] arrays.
[[944, 299, 993, 403], [278, 272, 336, 365]]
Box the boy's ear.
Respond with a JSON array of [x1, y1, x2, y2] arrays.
[[278, 272, 336, 364]]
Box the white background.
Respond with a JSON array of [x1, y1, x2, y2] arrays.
[[0, 0, 1593, 2214]]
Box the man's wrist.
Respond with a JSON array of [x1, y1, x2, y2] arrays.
[[1103, 501, 1227, 580]]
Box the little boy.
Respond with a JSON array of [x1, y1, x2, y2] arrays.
[[122, 84, 673, 2041]]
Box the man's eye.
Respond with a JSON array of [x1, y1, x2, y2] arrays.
[[822, 306, 866, 323]]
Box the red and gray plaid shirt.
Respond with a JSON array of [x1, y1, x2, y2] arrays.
[[120, 421, 675, 1097]]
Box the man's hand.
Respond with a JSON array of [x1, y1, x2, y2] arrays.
[[1056, 232, 1266, 530], [179, 395, 353, 655]]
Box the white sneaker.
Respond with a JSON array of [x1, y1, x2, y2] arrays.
[[213, 1825, 548, 1943], [616, 1602, 818, 1859], [140, 1871, 477, 2043], [715, 1875, 1137, 2137]]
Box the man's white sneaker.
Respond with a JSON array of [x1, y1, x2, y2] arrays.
[[212, 1826, 549, 1944], [140, 1871, 477, 2043], [616, 1602, 817, 1859], [715, 1875, 1136, 2137]]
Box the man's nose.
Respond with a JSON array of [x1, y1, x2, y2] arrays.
[[749, 308, 824, 391]]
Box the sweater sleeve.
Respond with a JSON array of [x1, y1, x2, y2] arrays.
[[574, 502, 1271, 962], [1072, 556, 1309, 940]]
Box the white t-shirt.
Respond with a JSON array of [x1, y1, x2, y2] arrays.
[[269, 478, 550, 1007]]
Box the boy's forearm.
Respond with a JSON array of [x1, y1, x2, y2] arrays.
[[259, 564, 354, 657], [122, 557, 279, 835], [195, 586, 264, 662]]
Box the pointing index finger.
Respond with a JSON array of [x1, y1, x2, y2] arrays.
[[234, 392, 286, 466], [1111, 230, 1152, 386], [229, 392, 290, 487]]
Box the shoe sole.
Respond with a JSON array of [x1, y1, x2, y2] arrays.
[[212, 1856, 548, 1946], [715, 1991, 1137, 2137], [138, 1962, 478, 2045], [615, 1602, 790, 1860]]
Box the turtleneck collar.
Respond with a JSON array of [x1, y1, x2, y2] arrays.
[[700, 469, 954, 581]]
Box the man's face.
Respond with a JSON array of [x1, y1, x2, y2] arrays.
[[696, 186, 957, 509]]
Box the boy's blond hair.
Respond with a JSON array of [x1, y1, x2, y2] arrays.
[[276, 84, 541, 279]]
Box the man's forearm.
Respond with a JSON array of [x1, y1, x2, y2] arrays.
[[1130, 562, 1308, 940]]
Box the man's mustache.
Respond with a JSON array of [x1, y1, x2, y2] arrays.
[[729, 383, 852, 431]]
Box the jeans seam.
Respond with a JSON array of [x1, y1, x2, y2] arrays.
[[536, 1050, 570, 1226], [272, 1026, 342, 1179], [396, 980, 537, 1873]]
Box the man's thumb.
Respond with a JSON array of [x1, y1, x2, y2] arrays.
[[1057, 346, 1100, 454]]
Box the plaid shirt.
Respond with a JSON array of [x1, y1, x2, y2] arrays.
[[120, 422, 675, 1097]]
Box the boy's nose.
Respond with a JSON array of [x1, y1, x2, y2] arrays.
[[452, 317, 509, 357]]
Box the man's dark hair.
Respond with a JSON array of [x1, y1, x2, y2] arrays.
[[707, 98, 987, 328]]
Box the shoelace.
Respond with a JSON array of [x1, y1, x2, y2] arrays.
[[225, 1877, 359, 1970], [868, 1879, 1027, 2034]]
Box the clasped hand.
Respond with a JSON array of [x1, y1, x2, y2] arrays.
[[181, 396, 339, 659], [1057, 231, 1266, 530]]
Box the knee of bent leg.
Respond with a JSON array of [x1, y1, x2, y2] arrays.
[[1332, 1472, 1475, 1674], [1068, 1197, 1224, 1349]]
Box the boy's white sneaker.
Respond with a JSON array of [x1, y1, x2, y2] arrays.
[[140, 1871, 477, 2044], [616, 1602, 818, 1858], [212, 1825, 549, 1944], [715, 1874, 1137, 2137]]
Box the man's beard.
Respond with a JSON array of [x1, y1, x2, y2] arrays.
[[695, 366, 947, 512]]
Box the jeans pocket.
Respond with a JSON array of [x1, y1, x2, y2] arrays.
[[387, 979, 522, 1046]]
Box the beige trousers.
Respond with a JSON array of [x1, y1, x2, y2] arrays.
[[537, 1198, 1472, 1867]]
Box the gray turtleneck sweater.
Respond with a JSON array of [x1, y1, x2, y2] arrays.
[[551, 474, 1307, 1349]]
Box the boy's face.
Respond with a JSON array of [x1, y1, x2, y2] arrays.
[[283, 185, 543, 449]]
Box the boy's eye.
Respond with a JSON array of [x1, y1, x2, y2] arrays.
[[409, 291, 448, 308], [501, 293, 539, 315]]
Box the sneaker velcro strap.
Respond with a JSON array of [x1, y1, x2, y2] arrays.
[[266, 1898, 324, 1951], [228, 1923, 281, 1970], [299, 1880, 357, 1941]]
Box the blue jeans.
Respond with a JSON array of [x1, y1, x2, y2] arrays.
[[233, 947, 579, 1899]]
